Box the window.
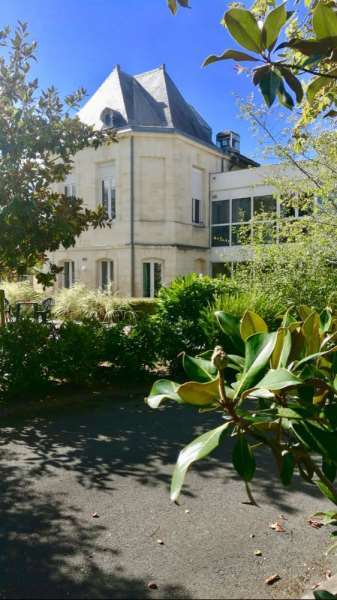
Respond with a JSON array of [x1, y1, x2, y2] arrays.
[[143, 262, 162, 297], [192, 167, 203, 225], [100, 260, 114, 291], [253, 195, 276, 217], [63, 261, 75, 289], [232, 197, 251, 223], [101, 178, 116, 219], [192, 198, 202, 224], [212, 200, 229, 225], [212, 225, 230, 247], [64, 183, 76, 197]]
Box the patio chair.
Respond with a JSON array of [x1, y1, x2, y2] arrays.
[[36, 297, 55, 323], [4, 297, 12, 323]]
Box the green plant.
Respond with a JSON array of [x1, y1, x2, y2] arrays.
[[148, 305, 337, 507], [0, 318, 54, 399], [0, 280, 44, 306], [155, 274, 233, 367], [53, 284, 134, 323], [48, 320, 105, 385]]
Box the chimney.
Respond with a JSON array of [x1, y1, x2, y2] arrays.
[[216, 131, 240, 154]]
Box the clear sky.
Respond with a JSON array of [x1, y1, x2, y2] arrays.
[[1, 0, 283, 160]]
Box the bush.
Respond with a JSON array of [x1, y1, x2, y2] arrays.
[[200, 289, 284, 350], [0, 280, 44, 306], [155, 274, 236, 367], [48, 320, 105, 385], [0, 319, 53, 399], [53, 284, 135, 322]]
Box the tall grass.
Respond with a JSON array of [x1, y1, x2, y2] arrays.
[[0, 280, 44, 305], [52, 284, 134, 322]]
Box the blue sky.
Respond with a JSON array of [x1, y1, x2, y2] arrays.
[[1, 0, 285, 160]]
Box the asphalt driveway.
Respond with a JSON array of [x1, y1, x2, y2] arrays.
[[0, 394, 334, 599]]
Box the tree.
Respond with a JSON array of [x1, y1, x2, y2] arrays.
[[167, 0, 337, 124], [0, 22, 116, 286]]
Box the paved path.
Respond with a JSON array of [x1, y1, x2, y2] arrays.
[[0, 396, 334, 599]]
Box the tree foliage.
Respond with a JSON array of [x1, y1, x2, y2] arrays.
[[167, 0, 337, 124], [0, 22, 116, 285]]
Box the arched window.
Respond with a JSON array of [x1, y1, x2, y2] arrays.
[[63, 261, 75, 289], [143, 261, 162, 297], [99, 260, 114, 291]]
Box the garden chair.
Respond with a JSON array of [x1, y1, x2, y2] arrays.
[[4, 297, 13, 323], [36, 297, 54, 323]]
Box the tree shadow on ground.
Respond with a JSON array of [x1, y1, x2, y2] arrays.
[[0, 396, 324, 511], [0, 454, 191, 599]]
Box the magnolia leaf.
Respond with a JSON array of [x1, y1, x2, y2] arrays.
[[277, 77, 295, 109], [232, 435, 256, 482], [292, 421, 337, 463], [278, 66, 304, 103], [215, 311, 244, 354], [320, 308, 333, 334], [170, 422, 232, 501], [252, 64, 271, 86], [293, 345, 337, 370], [224, 9, 262, 54], [313, 590, 337, 600], [167, 0, 177, 14], [271, 328, 292, 369], [313, 1, 337, 39], [302, 311, 321, 355], [177, 378, 220, 406], [240, 310, 268, 342], [182, 353, 217, 382], [262, 3, 287, 51], [259, 70, 282, 107], [255, 368, 302, 391], [324, 109, 337, 118], [288, 37, 337, 56], [235, 332, 278, 399], [315, 480, 337, 506], [146, 379, 182, 408], [203, 49, 259, 67], [322, 459, 337, 483], [280, 450, 295, 486]]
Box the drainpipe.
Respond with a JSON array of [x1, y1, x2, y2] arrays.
[[130, 135, 135, 296]]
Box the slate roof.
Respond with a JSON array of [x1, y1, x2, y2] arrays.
[[79, 65, 213, 145]]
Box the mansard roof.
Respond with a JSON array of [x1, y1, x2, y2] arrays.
[[78, 65, 213, 145]]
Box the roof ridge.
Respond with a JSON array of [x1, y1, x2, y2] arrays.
[[134, 64, 165, 79]]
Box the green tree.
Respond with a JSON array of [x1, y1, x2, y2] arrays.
[[0, 22, 116, 285], [167, 0, 337, 124]]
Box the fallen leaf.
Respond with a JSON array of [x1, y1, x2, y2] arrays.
[[147, 581, 158, 590], [265, 574, 281, 586], [270, 521, 285, 533], [308, 518, 323, 529]]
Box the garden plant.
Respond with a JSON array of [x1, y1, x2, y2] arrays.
[[148, 305, 337, 512]]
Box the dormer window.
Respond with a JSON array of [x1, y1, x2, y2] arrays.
[[104, 111, 113, 127]]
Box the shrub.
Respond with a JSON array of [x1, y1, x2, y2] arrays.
[[48, 320, 105, 385], [155, 274, 233, 367], [103, 315, 159, 377], [53, 284, 134, 323], [0, 319, 53, 399], [0, 280, 44, 306]]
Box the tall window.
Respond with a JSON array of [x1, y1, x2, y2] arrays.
[[143, 262, 162, 297], [100, 260, 114, 291], [211, 199, 230, 246], [192, 198, 202, 224], [102, 178, 116, 219], [63, 261, 75, 289], [192, 167, 203, 225], [64, 183, 76, 197]]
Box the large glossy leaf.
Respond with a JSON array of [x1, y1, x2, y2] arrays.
[[262, 3, 287, 50], [292, 421, 337, 463], [203, 49, 259, 67], [232, 435, 256, 481], [320, 308, 333, 334], [240, 310, 268, 342], [170, 422, 232, 501], [280, 450, 295, 486], [253, 64, 271, 86], [167, 0, 189, 14], [288, 37, 337, 56], [322, 459, 337, 483], [277, 78, 295, 109], [147, 379, 182, 408], [235, 332, 277, 399], [313, 1, 337, 39], [224, 9, 262, 53], [259, 70, 282, 107], [182, 353, 217, 382], [292, 345, 337, 370], [315, 480, 337, 506], [177, 378, 220, 406], [255, 368, 302, 391], [278, 66, 304, 104], [215, 311, 244, 354], [271, 328, 292, 369], [302, 311, 321, 355]]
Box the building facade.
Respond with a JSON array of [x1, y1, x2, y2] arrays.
[[49, 65, 264, 297]]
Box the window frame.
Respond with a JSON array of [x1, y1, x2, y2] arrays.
[[192, 197, 203, 225], [63, 260, 75, 289], [99, 260, 114, 291], [101, 177, 116, 220], [142, 261, 163, 298]]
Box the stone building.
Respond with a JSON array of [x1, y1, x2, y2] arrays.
[[49, 64, 259, 296]]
